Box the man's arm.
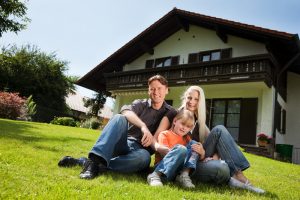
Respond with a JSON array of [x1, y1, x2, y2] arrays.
[[121, 110, 153, 147]]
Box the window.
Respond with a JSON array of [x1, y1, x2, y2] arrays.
[[145, 56, 179, 68], [211, 99, 241, 141], [188, 48, 232, 64]]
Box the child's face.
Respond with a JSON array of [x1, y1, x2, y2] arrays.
[[173, 119, 193, 136]]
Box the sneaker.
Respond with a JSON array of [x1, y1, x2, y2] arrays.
[[229, 178, 265, 194], [58, 156, 78, 167], [79, 159, 100, 179], [147, 172, 163, 186], [244, 181, 265, 194], [175, 173, 195, 188]]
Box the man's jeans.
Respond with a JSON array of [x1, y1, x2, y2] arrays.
[[89, 114, 151, 173], [155, 140, 199, 181], [191, 125, 250, 184]]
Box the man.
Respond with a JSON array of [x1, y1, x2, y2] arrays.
[[79, 75, 176, 179]]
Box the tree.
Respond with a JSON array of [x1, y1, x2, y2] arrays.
[[0, 44, 78, 122], [83, 91, 111, 117], [0, 0, 30, 37]]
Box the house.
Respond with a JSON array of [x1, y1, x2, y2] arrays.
[[77, 8, 300, 163], [66, 92, 113, 124]]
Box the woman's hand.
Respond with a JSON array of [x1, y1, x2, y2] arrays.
[[191, 143, 205, 160]]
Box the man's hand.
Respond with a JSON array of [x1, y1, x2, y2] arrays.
[[141, 126, 153, 147]]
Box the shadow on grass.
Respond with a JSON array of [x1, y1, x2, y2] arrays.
[[101, 168, 279, 198]]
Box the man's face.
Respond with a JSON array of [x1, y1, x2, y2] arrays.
[[148, 80, 168, 105]]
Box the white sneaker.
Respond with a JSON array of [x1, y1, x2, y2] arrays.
[[147, 172, 163, 186], [229, 177, 265, 194], [244, 181, 265, 194], [175, 173, 195, 188]]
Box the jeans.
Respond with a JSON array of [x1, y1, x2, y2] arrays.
[[204, 125, 250, 176], [89, 114, 151, 173], [154, 140, 199, 181]]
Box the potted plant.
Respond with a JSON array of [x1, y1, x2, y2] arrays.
[[257, 133, 271, 147]]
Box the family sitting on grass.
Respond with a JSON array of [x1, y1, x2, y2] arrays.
[[58, 75, 265, 194]]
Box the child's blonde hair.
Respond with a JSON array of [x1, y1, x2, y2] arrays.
[[172, 109, 195, 129]]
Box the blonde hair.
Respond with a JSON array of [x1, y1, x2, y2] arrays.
[[172, 109, 195, 129], [180, 86, 207, 143]]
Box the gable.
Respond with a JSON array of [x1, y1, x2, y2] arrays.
[[124, 25, 267, 71]]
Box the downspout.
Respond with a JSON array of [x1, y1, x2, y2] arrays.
[[272, 51, 300, 156]]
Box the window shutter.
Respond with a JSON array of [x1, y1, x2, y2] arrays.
[[188, 53, 198, 63], [171, 56, 180, 66], [221, 48, 232, 59], [145, 59, 154, 68]]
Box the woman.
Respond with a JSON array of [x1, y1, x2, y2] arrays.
[[154, 86, 265, 193]]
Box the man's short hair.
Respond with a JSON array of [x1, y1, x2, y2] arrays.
[[148, 75, 168, 87]]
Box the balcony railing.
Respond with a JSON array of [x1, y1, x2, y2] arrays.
[[104, 54, 274, 90]]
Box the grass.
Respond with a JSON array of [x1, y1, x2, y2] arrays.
[[0, 119, 299, 200]]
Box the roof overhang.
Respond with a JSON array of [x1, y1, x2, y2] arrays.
[[77, 8, 300, 91]]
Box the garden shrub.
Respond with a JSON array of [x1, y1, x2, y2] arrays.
[[81, 117, 101, 129], [50, 117, 77, 127], [0, 91, 26, 119]]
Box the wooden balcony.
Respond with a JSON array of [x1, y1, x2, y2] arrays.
[[104, 54, 274, 91]]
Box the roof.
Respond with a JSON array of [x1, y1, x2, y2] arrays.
[[77, 8, 300, 92], [66, 93, 113, 119]]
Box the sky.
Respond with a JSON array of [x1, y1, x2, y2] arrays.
[[1, 0, 300, 98]]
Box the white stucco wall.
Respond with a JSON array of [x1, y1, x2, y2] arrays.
[[112, 82, 274, 138], [283, 72, 300, 148], [123, 25, 267, 71]]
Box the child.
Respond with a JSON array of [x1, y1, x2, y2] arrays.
[[147, 109, 205, 188]]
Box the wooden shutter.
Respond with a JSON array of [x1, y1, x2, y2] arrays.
[[188, 53, 198, 63], [221, 48, 232, 59], [145, 59, 154, 68], [239, 98, 258, 144], [171, 56, 180, 66]]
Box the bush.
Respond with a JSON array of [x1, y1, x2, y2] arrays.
[[50, 117, 77, 127], [0, 91, 26, 119], [81, 117, 101, 129]]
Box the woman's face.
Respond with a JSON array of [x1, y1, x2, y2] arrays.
[[185, 90, 199, 113]]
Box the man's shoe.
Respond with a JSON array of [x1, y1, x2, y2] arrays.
[[79, 159, 100, 179], [175, 173, 195, 188], [147, 172, 163, 186], [58, 156, 78, 167]]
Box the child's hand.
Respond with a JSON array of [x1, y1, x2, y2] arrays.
[[191, 143, 205, 160], [157, 145, 170, 157]]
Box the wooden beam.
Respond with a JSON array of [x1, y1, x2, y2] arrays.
[[215, 26, 228, 43], [175, 16, 189, 32], [139, 41, 154, 55]]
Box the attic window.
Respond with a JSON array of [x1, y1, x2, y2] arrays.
[[188, 48, 232, 64], [145, 56, 179, 68]]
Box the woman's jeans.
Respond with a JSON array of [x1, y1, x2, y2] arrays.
[[89, 114, 151, 173], [191, 125, 250, 184], [154, 140, 199, 181]]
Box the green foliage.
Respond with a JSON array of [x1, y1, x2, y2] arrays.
[[0, 91, 26, 119], [1, 119, 300, 199], [80, 117, 101, 129], [0, 0, 31, 37], [24, 95, 36, 120], [0, 45, 77, 122], [83, 91, 111, 117], [50, 116, 77, 127]]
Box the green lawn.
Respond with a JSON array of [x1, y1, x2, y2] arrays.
[[0, 119, 299, 200]]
